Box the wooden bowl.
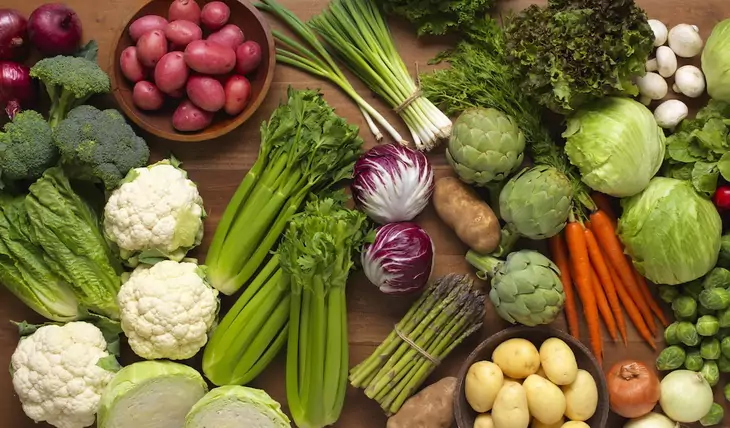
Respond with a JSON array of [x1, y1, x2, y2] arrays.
[[454, 326, 610, 428], [110, 0, 276, 142]]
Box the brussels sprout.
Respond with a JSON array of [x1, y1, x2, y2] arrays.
[[719, 354, 730, 373], [684, 280, 705, 300], [725, 383, 730, 403], [656, 345, 687, 370], [673, 295, 698, 320], [719, 234, 730, 270], [718, 308, 730, 328], [699, 304, 716, 316], [702, 338, 722, 360], [722, 336, 730, 358], [700, 288, 730, 310], [697, 315, 721, 336], [701, 360, 720, 386], [685, 349, 704, 371], [664, 322, 680, 345], [700, 403, 724, 426], [659, 285, 681, 303], [677, 321, 701, 346], [703, 267, 730, 289]]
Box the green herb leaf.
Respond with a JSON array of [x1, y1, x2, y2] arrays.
[[717, 152, 730, 181], [692, 161, 720, 196]]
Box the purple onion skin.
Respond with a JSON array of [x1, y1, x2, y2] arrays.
[[352, 143, 434, 225], [362, 222, 435, 295], [0, 61, 35, 119], [28, 4, 82, 56], [0, 9, 28, 61]]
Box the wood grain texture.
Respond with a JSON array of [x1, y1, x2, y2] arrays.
[[1, 0, 728, 427]]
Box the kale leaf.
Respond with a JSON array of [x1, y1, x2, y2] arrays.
[[374, 0, 495, 35]]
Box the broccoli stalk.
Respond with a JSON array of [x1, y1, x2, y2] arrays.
[[0, 110, 57, 188]]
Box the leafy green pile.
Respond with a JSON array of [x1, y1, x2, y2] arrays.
[[663, 100, 730, 196], [373, 0, 495, 35], [504, 0, 654, 113]]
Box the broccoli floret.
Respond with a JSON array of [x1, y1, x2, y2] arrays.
[[53, 105, 150, 190], [30, 56, 111, 128], [0, 110, 58, 187]]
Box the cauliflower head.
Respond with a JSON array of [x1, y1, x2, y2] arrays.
[[118, 260, 219, 360], [11, 322, 117, 428], [103, 158, 205, 266]]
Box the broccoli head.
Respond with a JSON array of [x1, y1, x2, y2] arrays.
[[53, 105, 150, 190], [30, 56, 111, 128], [0, 110, 58, 187]]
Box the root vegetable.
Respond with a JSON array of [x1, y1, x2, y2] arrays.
[[492, 338, 540, 380], [165, 20, 202, 48], [538, 338, 578, 385], [154, 51, 189, 95], [561, 370, 598, 422], [656, 46, 677, 78], [623, 412, 679, 428], [672, 65, 705, 98], [129, 15, 168, 41], [635, 72, 668, 100], [668, 24, 703, 58], [532, 418, 565, 428], [432, 177, 501, 254], [119, 46, 147, 82], [523, 374, 566, 425], [491, 383, 529, 428], [168, 0, 201, 25], [649, 19, 668, 46], [386, 377, 457, 428], [465, 361, 504, 413], [186, 75, 225, 112], [136, 29, 167, 67], [659, 370, 713, 423], [184, 39, 236, 74], [606, 360, 660, 419], [235, 40, 262, 74], [207, 24, 244, 50], [200, 1, 230, 31], [653, 99, 688, 129], [223, 74, 251, 115], [172, 100, 213, 132], [475, 414, 495, 428], [132, 81, 164, 111], [561, 423, 589, 428]]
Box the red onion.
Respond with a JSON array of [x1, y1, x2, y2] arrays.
[[0, 9, 28, 61], [0, 61, 35, 119], [28, 4, 82, 56], [351, 143, 434, 224], [362, 222, 435, 295]]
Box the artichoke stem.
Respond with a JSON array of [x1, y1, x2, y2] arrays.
[[465, 250, 503, 280], [485, 182, 503, 219], [492, 224, 520, 258]]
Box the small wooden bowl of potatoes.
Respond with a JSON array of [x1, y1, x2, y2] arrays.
[[454, 326, 609, 428]]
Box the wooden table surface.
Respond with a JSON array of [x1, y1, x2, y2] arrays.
[[2, 0, 729, 427]]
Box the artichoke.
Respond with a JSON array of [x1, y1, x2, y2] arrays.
[[499, 165, 574, 240], [466, 249, 565, 326], [446, 108, 526, 186]]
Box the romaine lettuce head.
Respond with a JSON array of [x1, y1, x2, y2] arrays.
[[98, 361, 208, 428], [185, 386, 290, 428], [702, 19, 730, 101], [618, 177, 722, 285], [563, 97, 665, 197]]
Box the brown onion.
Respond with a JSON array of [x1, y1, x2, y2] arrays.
[[606, 360, 660, 418]]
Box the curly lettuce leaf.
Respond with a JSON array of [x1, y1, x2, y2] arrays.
[[374, 0, 495, 35]]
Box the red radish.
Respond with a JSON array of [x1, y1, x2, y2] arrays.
[[186, 75, 225, 112], [129, 15, 168, 41], [714, 186, 730, 212], [165, 20, 202, 48], [223, 75, 251, 115], [0, 61, 35, 119], [207, 24, 244, 50], [0, 9, 29, 61], [119, 47, 147, 83], [132, 81, 164, 111], [168, 0, 201, 25], [154, 51, 189, 95], [200, 1, 230, 31], [27, 3, 82, 56], [173, 99, 213, 131], [235, 40, 262, 74], [136, 29, 168, 67]]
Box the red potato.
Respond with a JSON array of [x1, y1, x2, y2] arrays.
[[168, 88, 184, 98], [184, 40, 236, 74], [129, 15, 168, 41], [132, 81, 165, 111], [165, 20, 202, 48], [173, 100, 214, 131], [235, 41, 262, 75], [120, 47, 147, 83], [223, 75, 251, 115], [154, 51, 189, 94], [207, 24, 244, 50], [200, 1, 230, 31], [187, 75, 226, 112], [168, 0, 201, 24], [137, 30, 168, 68]]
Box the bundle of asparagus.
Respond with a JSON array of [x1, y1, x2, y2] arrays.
[[349, 274, 486, 415]]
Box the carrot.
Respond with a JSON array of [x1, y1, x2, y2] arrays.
[[585, 229, 627, 346], [589, 210, 656, 336], [549, 234, 580, 339], [607, 261, 657, 350], [565, 221, 603, 364], [633, 269, 670, 327], [591, 192, 618, 223], [589, 266, 618, 342]]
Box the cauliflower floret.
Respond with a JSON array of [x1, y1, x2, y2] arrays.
[[11, 322, 117, 428], [118, 260, 219, 360], [103, 158, 205, 265]]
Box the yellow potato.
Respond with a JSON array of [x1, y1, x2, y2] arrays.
[[535, 366, 547, 378], [491, 383, 529, 428], [560, 422, 589, 428], [492, 339, 540, 379], [466, 361, 504, 412], [561, 370, 598, 421], [522, 375, 566, 425], [539, 338, 578, 385], [531, 417, 565, 428], [474, 413, 495, 428], [503, 377, 523, 386]]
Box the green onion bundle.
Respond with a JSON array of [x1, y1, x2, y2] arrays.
[[310, 0, 452, 151], [349, 274, 486, 415]]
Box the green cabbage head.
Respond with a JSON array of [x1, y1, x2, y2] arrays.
[[703, 19, 730, 101], [618, 177, 722, 285], [563, 97, 665, 197]]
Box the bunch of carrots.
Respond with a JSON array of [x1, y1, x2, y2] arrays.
[[548, 193, 669, 365]]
